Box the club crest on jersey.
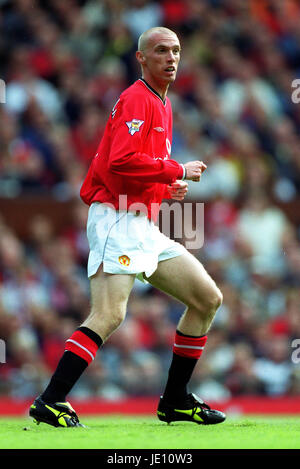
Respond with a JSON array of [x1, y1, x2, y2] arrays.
[[119, 255, 131, 266], [126, 119, 144, 135]]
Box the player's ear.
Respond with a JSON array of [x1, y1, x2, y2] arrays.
[[136, 51, 146, 65]]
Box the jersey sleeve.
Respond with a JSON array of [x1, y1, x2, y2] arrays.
[[106, 94, 183, 184]]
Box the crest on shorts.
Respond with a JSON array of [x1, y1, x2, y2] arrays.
[[126, 119, 144, 135], [119, 255, 131, 266]]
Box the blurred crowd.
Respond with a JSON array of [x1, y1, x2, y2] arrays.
[[0, 0, 300, 401]]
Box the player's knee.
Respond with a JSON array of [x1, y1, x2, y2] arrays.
[[211, 287, 223, 311], [207, 287, 223, 314], [192, 286, 223, 319]]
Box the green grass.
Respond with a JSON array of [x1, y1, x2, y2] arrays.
[[0, 415, 299, 449]]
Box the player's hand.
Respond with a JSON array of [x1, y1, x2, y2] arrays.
[[167, 180, 188, 200], [183, 161, 207, 181]]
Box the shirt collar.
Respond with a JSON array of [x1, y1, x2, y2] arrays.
[[139, 78, 166, 105]]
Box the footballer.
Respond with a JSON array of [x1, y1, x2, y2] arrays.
[[29, 27, 225, 428]]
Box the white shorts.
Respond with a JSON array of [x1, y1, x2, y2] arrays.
[[86, 202, 186, 282]]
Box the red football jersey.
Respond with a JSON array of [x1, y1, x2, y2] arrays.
[[80, 79, 184, 221]]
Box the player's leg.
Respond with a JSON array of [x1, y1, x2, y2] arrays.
[[147, 249, 222, 335], [147, 250, 225, 424], [81, 265, 136, 340], [30, 266, 135, 427]]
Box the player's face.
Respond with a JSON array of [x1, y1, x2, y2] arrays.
[[141, 32, 181, 87]]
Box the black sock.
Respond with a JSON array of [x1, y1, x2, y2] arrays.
[[41, 352, 87, 403], [163, 354, 198, 404], [41, 326, 103, 403], [163, 330, 207, 404]]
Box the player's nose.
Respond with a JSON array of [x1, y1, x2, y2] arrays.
[[166, 50, 176, 62]]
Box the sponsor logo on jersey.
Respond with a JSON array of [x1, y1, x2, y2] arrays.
[[126, 119, 144, 135], [119, 255, 131, 266], [153, 126, 164, 132]]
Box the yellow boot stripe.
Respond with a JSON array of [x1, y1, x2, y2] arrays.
[[45, 405, 68, 427], [45, 405, 60, 417], [174, 407, 204, 422], [58, 416, 68, 427]]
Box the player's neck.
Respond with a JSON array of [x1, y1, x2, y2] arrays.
[[141, 75, 169, 102]]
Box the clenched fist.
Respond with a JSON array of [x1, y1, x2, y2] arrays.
[[167, 180, 188, 201], [183, 161, 207, 181]]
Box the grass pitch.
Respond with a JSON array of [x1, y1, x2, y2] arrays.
[[0, 415, 299, 449]]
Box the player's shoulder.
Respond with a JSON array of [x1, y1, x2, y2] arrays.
[[116, 80, 172, 116], [121, 80, 151, 102]]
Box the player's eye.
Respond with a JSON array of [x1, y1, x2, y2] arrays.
[[156, 47, 180, 55]]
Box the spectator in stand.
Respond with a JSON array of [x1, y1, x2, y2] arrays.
[[235, 190, 291, 276], [254, 336, 294, 396]]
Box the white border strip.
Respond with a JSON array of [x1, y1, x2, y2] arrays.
[[174, 344, 204, 350], [66, 339, 95, 361]]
